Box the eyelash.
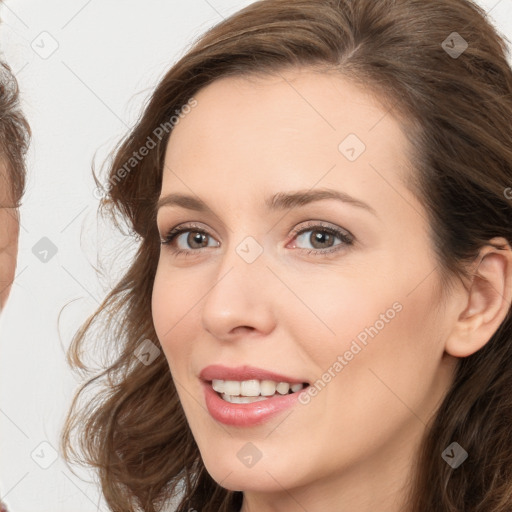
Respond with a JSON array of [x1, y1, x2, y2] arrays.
[[160, 221, 354, 258]]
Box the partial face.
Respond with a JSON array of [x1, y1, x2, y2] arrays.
[[0, 165, 19, 311], [152, 69, 456, 494]]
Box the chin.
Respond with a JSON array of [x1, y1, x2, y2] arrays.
[[209, 468, 284, 493], [200, 450, 305, 493]]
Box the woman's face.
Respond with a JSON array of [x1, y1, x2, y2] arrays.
[[152, 69, 459, 501]]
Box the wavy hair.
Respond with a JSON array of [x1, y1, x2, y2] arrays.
[[62, 1, 512, 510]]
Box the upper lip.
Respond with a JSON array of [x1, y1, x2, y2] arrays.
[[200, 364, 308, 384]]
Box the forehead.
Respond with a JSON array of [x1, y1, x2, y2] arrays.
[[162, 68, 417, 215]]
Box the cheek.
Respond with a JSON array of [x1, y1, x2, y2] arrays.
[[316, 273, 445, 435], [299, 251, 445, 410], [288, 270, 401, 365], [152, 267, 178, 357], [152, 262, 188, 330], [151, 264, 199, 370]]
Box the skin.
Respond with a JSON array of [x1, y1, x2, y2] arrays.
[[152, 68, 512, 512], [0, 164, 19, 512], [0, 166, 19, 311]]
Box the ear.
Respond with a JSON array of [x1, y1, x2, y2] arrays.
[[445, 237, 512, 358]]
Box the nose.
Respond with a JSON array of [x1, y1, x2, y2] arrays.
[[200, 243, 277, 342]]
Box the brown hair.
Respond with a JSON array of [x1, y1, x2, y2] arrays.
[[61, 0, 512, 510], [0, 58, 30, 207]]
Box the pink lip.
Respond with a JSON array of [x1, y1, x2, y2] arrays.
[[200, 365, 309, 427], [199, 364, 306, 384]]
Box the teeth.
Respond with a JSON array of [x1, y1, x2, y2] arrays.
[[221, 393, 269, 404], [224, 380, 241, 396], [276, 382, 290, 395], [260, 380, 276, 396], [240, 380, 260, 397], [212, 379, 224, 393], [211, 379, 306, 400]]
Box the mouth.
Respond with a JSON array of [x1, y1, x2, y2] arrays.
[[209, 379, 310, 404], [199, 365, 311, 426]]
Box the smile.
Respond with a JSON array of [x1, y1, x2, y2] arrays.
[[200, 365, 310, 426], [212, 379, 307, 403]]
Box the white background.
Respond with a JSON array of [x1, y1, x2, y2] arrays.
[[0, 1, 510, 511]]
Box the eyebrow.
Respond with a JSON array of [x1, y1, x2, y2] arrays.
[[156, 188, 377, 216]]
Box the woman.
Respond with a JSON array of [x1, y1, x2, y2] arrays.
[[62, 0, 512, 511], [0, 59, 30, 511]]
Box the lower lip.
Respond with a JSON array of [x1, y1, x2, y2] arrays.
[[203, 381, 307, 427]]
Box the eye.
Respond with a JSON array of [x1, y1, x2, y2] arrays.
[[160, 221, 354, 258], [288, 221, 354, 256], [160, 223, 219, 256]]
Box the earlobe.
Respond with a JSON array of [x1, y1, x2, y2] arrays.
[[445, 237, 512, 358]]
